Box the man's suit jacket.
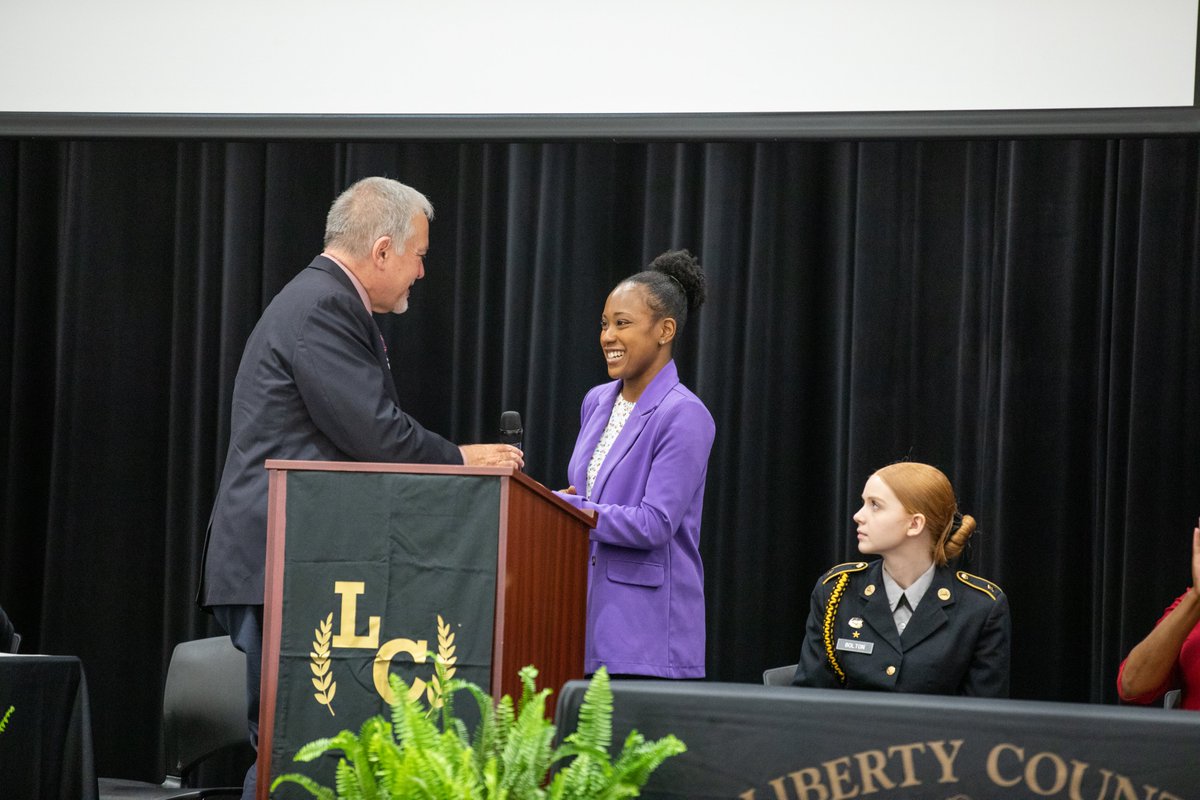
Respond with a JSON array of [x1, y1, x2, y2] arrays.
[[199, 255, 462, 607], [792, 560, 1010, 696], [556, 360, 715, 678]]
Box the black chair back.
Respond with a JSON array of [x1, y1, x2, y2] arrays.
[[0, 605, 17, 653], [161, 636, 248, 777], [98, 635, 248, 799], [762, 664, 797, 686]]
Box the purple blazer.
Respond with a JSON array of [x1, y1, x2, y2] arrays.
[[556, 360, 715, 678]]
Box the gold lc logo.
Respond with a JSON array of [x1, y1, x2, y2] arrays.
[[308, 580, 459, 717]]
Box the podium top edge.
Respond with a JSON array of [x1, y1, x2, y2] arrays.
[[263, 459, 597, 527], [264, 459, 512, 476]]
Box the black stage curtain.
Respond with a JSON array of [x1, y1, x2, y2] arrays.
[[2, 138, 1199, 779]]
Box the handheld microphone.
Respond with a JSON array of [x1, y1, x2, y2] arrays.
[[499, 411, 523, 451]]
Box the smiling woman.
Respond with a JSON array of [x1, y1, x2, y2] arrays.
[[791, 462, 1011, 696], [555, 250, 716, 679]]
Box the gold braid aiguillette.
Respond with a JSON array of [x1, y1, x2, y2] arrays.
[[822, 573, 849, 684]]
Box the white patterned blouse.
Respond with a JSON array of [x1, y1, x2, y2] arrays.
[[585, 394, 637, 500]]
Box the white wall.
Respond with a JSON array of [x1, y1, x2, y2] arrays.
[[2, 0, 1195, 114]]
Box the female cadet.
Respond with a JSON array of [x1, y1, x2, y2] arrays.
[[556, 250, 715, 679], [792, 462, 1011, 696]]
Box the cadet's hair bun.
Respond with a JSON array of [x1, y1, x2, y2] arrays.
[[942, 514, 976, 562]]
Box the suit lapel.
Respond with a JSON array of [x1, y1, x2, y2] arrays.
[[859, 563, 903, 654], [312, 254, 354, 292], [900, 568, 952, 652], [589, 361, 680, 502], [311, 255, 393, 383]]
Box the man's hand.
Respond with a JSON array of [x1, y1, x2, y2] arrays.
[[459, 444, 524, 469]]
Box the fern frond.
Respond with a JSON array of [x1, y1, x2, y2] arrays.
[[448, 717, 470, 750], [270, 771, 337, 800], [373, 740, 407, 796], [290, 732, 357, 763], [481, 756, 506, 800], [388, 673, 440, 757], [456, 678, 498, 769], [350, 743, 381, 798], [517, 664, 539, 710], [567, 666, 612, 754], [334, 759, 361, 800], [493, 694, 516, 762], [553, 666, 615, 796], [499, 685, 555, 797], [608, 730, 687, 792]]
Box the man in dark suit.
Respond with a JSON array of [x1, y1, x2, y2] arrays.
[[198, 176, 522, 798]]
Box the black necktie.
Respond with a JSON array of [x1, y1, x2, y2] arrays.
[[895, 594, 913, 635]]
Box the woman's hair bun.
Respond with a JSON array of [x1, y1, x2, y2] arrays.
[[648, 249, 707, 313]]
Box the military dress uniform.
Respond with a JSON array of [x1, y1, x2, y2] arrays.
[[792, 560, 1011, 696]]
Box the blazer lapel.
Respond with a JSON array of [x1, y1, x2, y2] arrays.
[[589, 406, 648, 502], [574, 382, 620, 491], [900, 569, 952, 651], [589, 361, 680, 502], [858, 563, 903, 654]]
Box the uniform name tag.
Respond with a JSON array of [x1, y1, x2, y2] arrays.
[[836, 638, 873, 654]]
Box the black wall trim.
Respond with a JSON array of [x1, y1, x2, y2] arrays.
[[3, 107, 1200, 141], [1195, 6, 1200, 108]]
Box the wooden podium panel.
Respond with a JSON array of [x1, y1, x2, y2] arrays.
[[258, 461, 592, 800]]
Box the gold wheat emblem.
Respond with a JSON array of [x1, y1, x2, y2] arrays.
[[310, 613, 337, 716], [425, 614, 458, 708]]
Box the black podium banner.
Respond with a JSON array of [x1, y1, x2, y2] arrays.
[[269, 471, 500, 796], [555, 681, 1200, 799]]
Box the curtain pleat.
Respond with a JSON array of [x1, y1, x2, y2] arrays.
[[2, 136, 1200, 779]]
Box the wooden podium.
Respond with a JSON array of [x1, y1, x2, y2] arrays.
[[257, 461, 594, 799]]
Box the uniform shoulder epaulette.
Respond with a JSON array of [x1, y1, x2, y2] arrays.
[[821, 561, 870, 585], [955, 570, 1004, 600]]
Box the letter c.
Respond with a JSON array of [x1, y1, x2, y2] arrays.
[[986, 744, 1023, 788], [373, 637, 429, 703]]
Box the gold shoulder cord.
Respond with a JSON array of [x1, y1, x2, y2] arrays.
[[956, 570, 1002, 600], [822, 573, 849, 684]]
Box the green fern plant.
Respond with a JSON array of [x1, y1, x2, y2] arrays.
[[0, 705, 13, 735], [547, 670, 686, 800], [271, 662, 684, 799]]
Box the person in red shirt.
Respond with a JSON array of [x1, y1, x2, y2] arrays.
[[1118, 522, 1200, 709]]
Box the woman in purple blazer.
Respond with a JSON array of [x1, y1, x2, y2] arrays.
[[556, 250, 716, 678]]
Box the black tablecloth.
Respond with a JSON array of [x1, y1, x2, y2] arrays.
[[555, 680, 1200, 799], [0, 654, 98, 799]]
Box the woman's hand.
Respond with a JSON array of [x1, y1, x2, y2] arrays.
[[1191, 522, 1200, 599]]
